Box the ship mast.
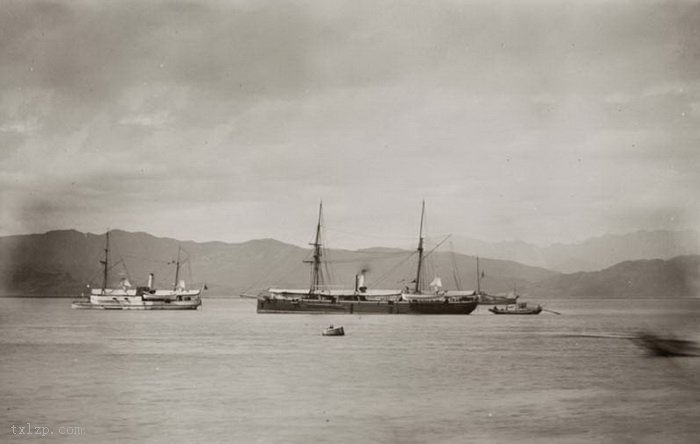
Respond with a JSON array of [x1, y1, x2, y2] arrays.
[[308, 201, 323, 295], [100, 231, 110, 293], [414, 201, 425, 294], [476, 256, 481, 294], [173, 245, 181, 290]]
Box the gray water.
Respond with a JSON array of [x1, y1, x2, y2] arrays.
[[2, 297, 700, 443]]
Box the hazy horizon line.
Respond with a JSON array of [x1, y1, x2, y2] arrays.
[[2, 226, 698, 252]]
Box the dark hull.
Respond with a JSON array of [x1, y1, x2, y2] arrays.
[[489, 308, 542, 315], [478, 295, 519, 305], [257, 298, 478, 315]]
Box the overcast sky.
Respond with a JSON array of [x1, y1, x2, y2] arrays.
[[1, 0, 699, 249]]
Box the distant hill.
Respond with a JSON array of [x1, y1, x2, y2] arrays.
[[451, 230, 700, 273], [523, 255, 700, 299], [0, 229, 558, 297]]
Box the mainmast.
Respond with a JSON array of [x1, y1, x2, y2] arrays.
[[476, 256, 481, 294], [173, 245, 181, 290], [414, 201, 425, 294], [100, 231, 110, 293], [308, 201, 323, 295]]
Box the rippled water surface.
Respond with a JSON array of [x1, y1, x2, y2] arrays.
[[2, 297, 700, 443]]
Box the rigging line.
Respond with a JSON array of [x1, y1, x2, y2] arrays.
[[320, 253, 333, 289], [422, 234, 452, 262], [109, 243, 132, 282], [320, 254, 409, 264], [266, 246, 318, 290], [348, 250, 409, 255], [106, 258, 131, 283], [121, 255, 171, 263], [121, 259, 132, 284], [178, 248, 195, 283], [449, 240, 463, 291], [328, 249, 410, 258], [409, 235, 449, 291], [323, 260, 335, 289], [319, 222, 337, 289], [325, 227, 416, 241], [242, 248, 306, 293], [85, 267, 103, 288], [274, 260, 308, 288], [324, 252, 340, 287], [372, 251, 418, 287]]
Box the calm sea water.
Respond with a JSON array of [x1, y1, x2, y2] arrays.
[[2, 297, 700, 443]]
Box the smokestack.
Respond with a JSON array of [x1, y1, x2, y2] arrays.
[[147, 273, 154, 289], [358, 269, 367, 293]]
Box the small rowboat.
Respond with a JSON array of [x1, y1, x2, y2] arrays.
[[322, 325, 345, 336], [489, 302, 542, 315]]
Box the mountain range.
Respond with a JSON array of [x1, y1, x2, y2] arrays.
[[0, 229, 556, 297], [0, 229, 698, 299], [524, 255, 700, 299], [450, 230, 700, 272]]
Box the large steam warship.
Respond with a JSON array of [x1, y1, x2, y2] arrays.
[[256, 202, 478, 315]]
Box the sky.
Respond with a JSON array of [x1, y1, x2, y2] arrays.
[[1, 0, 699, 249]]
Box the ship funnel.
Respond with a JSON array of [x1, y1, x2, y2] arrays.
[[355, 269, 368, 293], [147, 273, 154, 289]]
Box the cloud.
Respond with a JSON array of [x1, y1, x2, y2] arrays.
[[0, 119, 40, 134], [1, 1, 699, 246], [118, 111, 171, 128]]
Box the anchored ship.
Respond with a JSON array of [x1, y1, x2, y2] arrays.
[[474, 257, 519, 305], [256, 202, 478, 315], [71, 231, 203, 310]]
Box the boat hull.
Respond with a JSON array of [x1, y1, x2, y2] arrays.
[[478, 294, 519, 305], [489, 307, 542, 315], [257, 298, 477, 315], [71, 300, 201, 310], [322, 326, 345, 336]]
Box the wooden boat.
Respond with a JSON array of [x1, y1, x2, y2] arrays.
[[489, 302, 542, 315], [322, 325, 345, 336]]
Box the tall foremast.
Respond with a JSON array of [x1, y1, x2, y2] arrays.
[[476, 255, 481, 294], [173, 245, 182, 290], [307, 201, 324, 295], [100, 231, 110, 293], [414, 200, 425, 294]]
